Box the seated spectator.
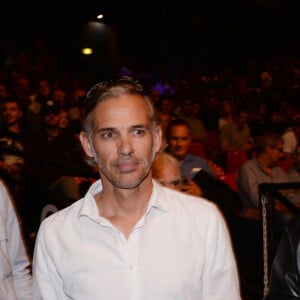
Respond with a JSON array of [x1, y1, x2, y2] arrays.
[[0, 179, 33, 299], [237, 132, 294, 221], [215, 108, 254, 171], [218, 99, 234, 131], [152, 152, 202, 196], [199, 94, 219, 132], [152, 151, 241, 219], [26, 79, 53, 134], [23, 99, 96, 232], [152, 152, 181, 191], [248, 102, 270, 138], [0, 97, 29, 212], [178, 98, 207, 143], [165, 118, 215, 179]]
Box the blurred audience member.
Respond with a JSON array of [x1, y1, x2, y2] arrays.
[[0, 97, 28, 211], [152, 152, 183, 192], [52, 87, 67, 110], [165, 118, 215, 179], [23, 99, 95, 232], [219, 108, 253, 153], [58, 109, 70, 131], [215, 108, 254, 171], [199, 94, 220, 131], [218, 99, 234, 130], [26, 79, 53, 134], [0, 179, 33, 299], [248, 102, 270, 138], [178, 98, 207, 143], [237, 132, 293, 220]]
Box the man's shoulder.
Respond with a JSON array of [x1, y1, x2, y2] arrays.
[[39, 198, 84, 231], [159, 185, 221, 216], [185, 153, 207, 163], [237, 158, 258, 175]]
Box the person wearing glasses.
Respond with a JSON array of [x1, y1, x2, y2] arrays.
[[32, 78, 241, 299], [237, 132, 294, 220]]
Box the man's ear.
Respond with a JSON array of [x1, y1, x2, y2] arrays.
[[154, 126, 163, 153], [79, 131, 94, 159]]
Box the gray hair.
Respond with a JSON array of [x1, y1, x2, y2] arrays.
[[81, 77, 157, 166]]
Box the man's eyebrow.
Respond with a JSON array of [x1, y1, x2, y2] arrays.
[[96, 127, 115, 132], [131, 124, 149, 129], [96, 125, 149, 132]]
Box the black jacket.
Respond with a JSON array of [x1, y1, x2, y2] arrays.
[[192, 170, 242, 219], [266, 212, 300, 299]]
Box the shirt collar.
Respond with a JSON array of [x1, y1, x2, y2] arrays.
[[78, 179, 170, 219]]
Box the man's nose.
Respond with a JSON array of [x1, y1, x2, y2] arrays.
[[118, 136, 134, 155]]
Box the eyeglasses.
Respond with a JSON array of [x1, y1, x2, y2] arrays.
[[84, 77, 145, 113]]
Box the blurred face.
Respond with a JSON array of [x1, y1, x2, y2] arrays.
[[222, 101, 231, 114], [44, 113, 60, 128], [53, 89, 66, 106], [237, 111, 248, 128], [2, 102, 23, 125], [39, 80, 51, 96], [153, 165, 181, 191], [157, 113, 171, 133], [167, 125, 192, 161], [266, 142, 284, 167], [80, 94, 162, 189], [0, 84, 9, 98], [58, 110, 69, 129]]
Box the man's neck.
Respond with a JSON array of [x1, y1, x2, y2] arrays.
[[257, 156, 273, 175], [95, 177, 153, 238]]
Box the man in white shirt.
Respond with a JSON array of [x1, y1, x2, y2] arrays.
[[0, 179, 33, 299], [33, 78, 241, 299]]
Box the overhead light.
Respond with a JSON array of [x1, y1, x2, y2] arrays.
[[97, 14, 104, 20], [81, 48, 93, 55]]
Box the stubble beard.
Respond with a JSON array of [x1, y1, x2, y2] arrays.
[[96, 146, 157, 190]]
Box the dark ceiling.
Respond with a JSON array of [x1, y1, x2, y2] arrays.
[[0, 0, 299, 72]]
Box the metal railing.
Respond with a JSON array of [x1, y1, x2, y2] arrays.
[[259, 182, 300, 297]]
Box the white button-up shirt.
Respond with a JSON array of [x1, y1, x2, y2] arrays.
[[0, 180, 33, 299], [33, 180, 241, 299]]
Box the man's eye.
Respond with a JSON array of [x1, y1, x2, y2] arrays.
[[102, 132, 114, 138], [172, 180, 181, 187], [133, 129, 145, 136]]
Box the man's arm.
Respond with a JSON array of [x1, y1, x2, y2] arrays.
[[237, 163, 261, 208], [2, 181, 33, 299], [202, 206, 241, 299], [33, 221, 65, 299]]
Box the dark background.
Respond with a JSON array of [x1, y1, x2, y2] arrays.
[[0, 0, 299, 76]]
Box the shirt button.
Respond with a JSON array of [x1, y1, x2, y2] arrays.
[[129, 265, 134, 270]]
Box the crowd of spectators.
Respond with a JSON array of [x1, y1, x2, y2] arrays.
[[1, 39, 300, 295]]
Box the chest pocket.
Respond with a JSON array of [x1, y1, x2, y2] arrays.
[[0, 217, 12, 281]]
